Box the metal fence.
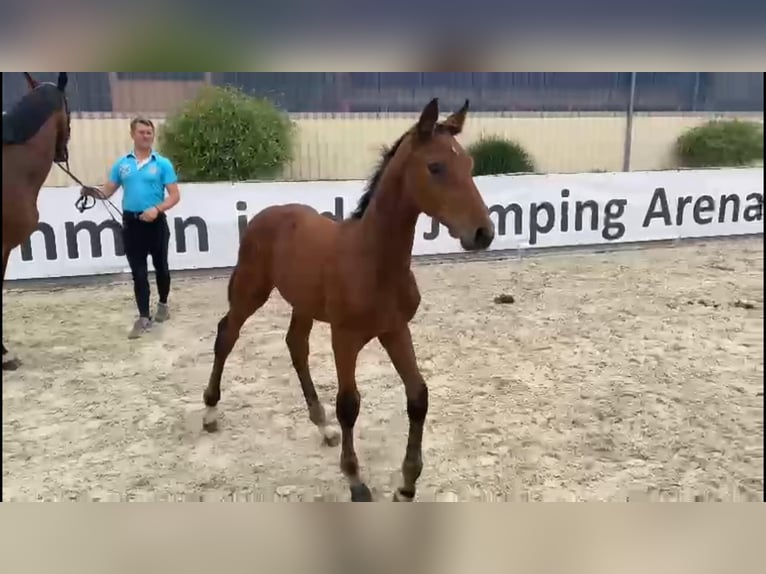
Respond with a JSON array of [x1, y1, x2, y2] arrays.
[[3, 72, 764, 115], [3, 72, 763, 184]]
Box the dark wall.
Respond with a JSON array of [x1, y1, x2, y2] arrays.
[[3, 72, 763, 114], [2, 72, 113, 113]]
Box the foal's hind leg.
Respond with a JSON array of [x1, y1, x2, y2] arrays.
[[202, 272, 272, 432], [286, 312, 340, 446], [379, 325, 428, 502]]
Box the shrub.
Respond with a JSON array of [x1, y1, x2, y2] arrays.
[[674, 119, 763, 168], [467, 136, 535, 176], [158, 85, 295, 182]]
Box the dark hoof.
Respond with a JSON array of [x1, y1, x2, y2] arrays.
[[350, 483, 373, 502], [2, 358, 21, 371], [202, 420, 219, 433], [393, 488, 415, 502]]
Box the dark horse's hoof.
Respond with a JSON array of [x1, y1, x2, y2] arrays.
[[2, 358, 21, 371], [202, 420, 219, 433], [350, 483, 373, 502]]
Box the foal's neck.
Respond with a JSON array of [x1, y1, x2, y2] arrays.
[[361, 171, 420, 276]]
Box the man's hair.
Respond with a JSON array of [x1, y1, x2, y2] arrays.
[[130, 116, 155, 132]]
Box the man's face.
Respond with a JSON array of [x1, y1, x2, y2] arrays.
[[131, 123, 155, 149]]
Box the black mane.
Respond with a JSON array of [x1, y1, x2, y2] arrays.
[[2, 83, 66, 146], [349, 131, 408, 219]]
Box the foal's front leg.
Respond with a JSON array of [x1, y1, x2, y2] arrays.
[[331, 326, 373, 502], [378, 325, 428, 502]]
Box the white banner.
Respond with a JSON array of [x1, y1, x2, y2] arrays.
[[6, 168, 763, 281]]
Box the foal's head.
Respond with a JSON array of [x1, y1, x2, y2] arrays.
[[401, 98, 495, 251], [22, 72, 71, 163]]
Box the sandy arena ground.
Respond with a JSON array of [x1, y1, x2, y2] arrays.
[[2, 238, 763, 501]]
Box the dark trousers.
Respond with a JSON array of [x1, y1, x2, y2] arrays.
[[122, 211, 171, 318]]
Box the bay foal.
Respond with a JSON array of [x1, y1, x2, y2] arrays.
[[202, 98, 495, 501]]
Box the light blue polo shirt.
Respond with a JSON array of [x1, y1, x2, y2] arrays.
[[108, 150, 178, 213]]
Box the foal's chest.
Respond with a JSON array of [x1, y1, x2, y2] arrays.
[[330, 272, 421, 331]]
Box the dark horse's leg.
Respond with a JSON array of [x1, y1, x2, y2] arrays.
[[379, 325, 428, 502], [2, 342, 19, 371], [202, 268, 272, 432], [331, 326, 373, 502], [286, 311, 340, 446], [2, 247, 21, 371]]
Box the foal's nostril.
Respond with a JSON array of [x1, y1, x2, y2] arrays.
[[474, 226, 494, 249]]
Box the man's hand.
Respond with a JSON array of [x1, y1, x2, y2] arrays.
[[139, 206, 160, 222], [80, 185, 103, 199]]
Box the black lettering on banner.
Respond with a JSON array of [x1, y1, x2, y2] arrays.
[[20, 223, 57, 261], [575, 200, 598, 232], [744, 192, 764, 222], [560, 189, 570, 232], [174, 216, 209, 253], [529, 202, 555, 245], [602, 199, 627, 240], [642, 187, 672, 227], [692, 195, 715, 225], [320, 197, 345, 221], [719, 194, 741, 223], [65, 220, 124, 259], [236, 201, 249, 240], [675, 195, 693, 225], [423, 216, 440, 240], [488, 203, 523, 236]]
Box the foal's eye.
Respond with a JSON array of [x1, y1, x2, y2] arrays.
[[427, 162, 445, 176]]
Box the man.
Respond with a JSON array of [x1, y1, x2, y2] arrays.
[[81, 117, 180, 339]]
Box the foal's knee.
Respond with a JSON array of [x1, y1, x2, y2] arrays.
[[213, 315, 229, 355], [336, 389, 360, 429], [406, 383, 428, 424]]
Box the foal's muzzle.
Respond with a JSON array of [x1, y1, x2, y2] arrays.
[[460, 222, 495, 251]]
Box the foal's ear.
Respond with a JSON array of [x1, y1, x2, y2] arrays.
[[23, 73, 39, 90], [442, 99, 469, 135], [416, 97, 439, 140], [57, 72, 69, 91]]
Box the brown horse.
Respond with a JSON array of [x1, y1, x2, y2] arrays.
[[2, 72, 71, 370], [202, 98, 495, 502]]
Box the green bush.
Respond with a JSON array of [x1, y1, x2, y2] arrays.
[[158, 85, 295, 182], [674, 119, 763, 168], [467, 136, 535, 176]]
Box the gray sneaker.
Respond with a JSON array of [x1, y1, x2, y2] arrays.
[[155, 302, 170, 323], [128, 317, 152, 339]]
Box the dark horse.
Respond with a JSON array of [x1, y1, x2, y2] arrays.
[[2, 72, 71, 370], [202, 98, 496, 502]]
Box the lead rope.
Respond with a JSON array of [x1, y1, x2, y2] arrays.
[[56, 160, 123, 224]]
